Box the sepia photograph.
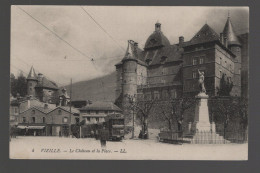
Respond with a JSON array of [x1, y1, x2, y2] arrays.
[[9, 6, 249, 160]]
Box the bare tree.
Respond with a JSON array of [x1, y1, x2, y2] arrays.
[[154, 96, 196, 132], [124, 94, 156, 139], [210, 96, 242, 139]]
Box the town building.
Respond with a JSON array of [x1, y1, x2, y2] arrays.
[[115, 16, 248, 123], [26, 66, 59, 103], [79, 101, 122, 124], [17, 104, 80, 136]]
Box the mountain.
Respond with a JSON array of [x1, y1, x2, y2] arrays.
[[64, 71, 117, 102]]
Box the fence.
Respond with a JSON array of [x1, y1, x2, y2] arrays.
[[159, 130, 248, 144]]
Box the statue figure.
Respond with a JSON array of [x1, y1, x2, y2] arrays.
[[198, 69, 206, 93]]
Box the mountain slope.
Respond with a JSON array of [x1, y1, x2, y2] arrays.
[[64, 71, 117, 102]]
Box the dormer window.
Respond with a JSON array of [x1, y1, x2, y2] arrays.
[[150, 39, 157, 44], [146, 58, 151, 65]]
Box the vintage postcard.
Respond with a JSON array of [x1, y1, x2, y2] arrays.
[[9, 6, 248, 160]]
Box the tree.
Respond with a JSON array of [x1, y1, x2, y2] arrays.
[[217, 74, 233, 96], [125, 94, 155, 139], [16, 73, 27, 97], [10, 73, 17, 97], [155, 97, 196, 132], [10, 73, 27, 97]]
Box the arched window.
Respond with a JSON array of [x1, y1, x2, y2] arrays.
[[58, 110, 62, 115], [31, 110, 35, 115]]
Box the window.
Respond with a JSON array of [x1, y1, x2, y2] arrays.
[[192, 58, 198, 65], [22, 117, 26, 123], [75, 118, 79, 123], [219, 70, 222, 77], [63, 117, 68, 123], [31, 110, 35, 115], [58, 110, 62, 115], [32, 117, 35, 123], [96, 111, 99, 114], [96, 118, 99, 122], [162, 67, 166, 75], [199, 56, 204, 64], [153, 91, 160, 99], [144, 93, 151, 100], [87, 117, 90, 122], [43, 117, 46, 123], [171, 90, 177, 99], [192, 71, 197, 79]]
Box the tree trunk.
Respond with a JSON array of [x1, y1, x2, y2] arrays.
[[168, 120, 172, 131], [139, 115, 149, 139]]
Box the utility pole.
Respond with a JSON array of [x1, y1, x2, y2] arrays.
[[132, 107, 135, 139], [69, 78, 72, 137]]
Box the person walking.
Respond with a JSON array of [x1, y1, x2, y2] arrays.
[[100, 127, 108, 148]]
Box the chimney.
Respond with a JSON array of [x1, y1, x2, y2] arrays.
[[179, 36, 184, 45], [38, 73, 43, 84], [220, 33, 224, 44], [155, 22, 161, 32], [44, 103, 48, 109], [134, 42, 138, 48], [27, 95, 31, 108], [59, 96, 62, 106], [224, 37, 228, 47]]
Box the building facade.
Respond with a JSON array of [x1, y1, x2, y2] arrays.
[[115, 17, 248, 123], [79, 101, 122, 125], [17, 105, 80, 136]]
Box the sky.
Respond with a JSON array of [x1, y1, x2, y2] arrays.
[[11, 6, 249, 86]]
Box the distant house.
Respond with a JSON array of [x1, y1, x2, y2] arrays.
[[9, 99, 19, 127], [18, 105, 50, 136], [46, 106, 79, 136], [79, 101, 122, 124], [17, 104, 80, 136]]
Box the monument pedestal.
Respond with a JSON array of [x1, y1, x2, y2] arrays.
[[192, 92, 213, 132], [183, 92, 230, 144]]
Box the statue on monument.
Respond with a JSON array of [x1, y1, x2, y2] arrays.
[[198, 69, 206, 93]]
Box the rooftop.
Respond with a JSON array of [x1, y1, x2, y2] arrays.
[[79, 101, 122, 112]]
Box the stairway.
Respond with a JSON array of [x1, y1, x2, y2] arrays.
[[182, 132, 230, 144]]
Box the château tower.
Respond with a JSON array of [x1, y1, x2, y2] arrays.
[[26, 66, 38, 97], [222, 15, 242, 96], [121, 40, 138, 122]]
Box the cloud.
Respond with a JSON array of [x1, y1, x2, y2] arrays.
[[11, 6, 249, 86]]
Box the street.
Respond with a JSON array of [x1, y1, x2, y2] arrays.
[[10, 136, 247, 160]]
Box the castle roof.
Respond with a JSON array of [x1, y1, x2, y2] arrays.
[[122, 40, 138, 61], [144, 23, 170, 50], [35, 77, 59, 90], [223, 16, 241, 46], [115, 40, 146, 66], [146, 44, 184, 66], [27, 66, 38, 81], [185, 24, 220, 46]]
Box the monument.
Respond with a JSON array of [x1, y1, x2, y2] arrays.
[[192, 69, 214, 132], [185, 70, 230, 144]]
